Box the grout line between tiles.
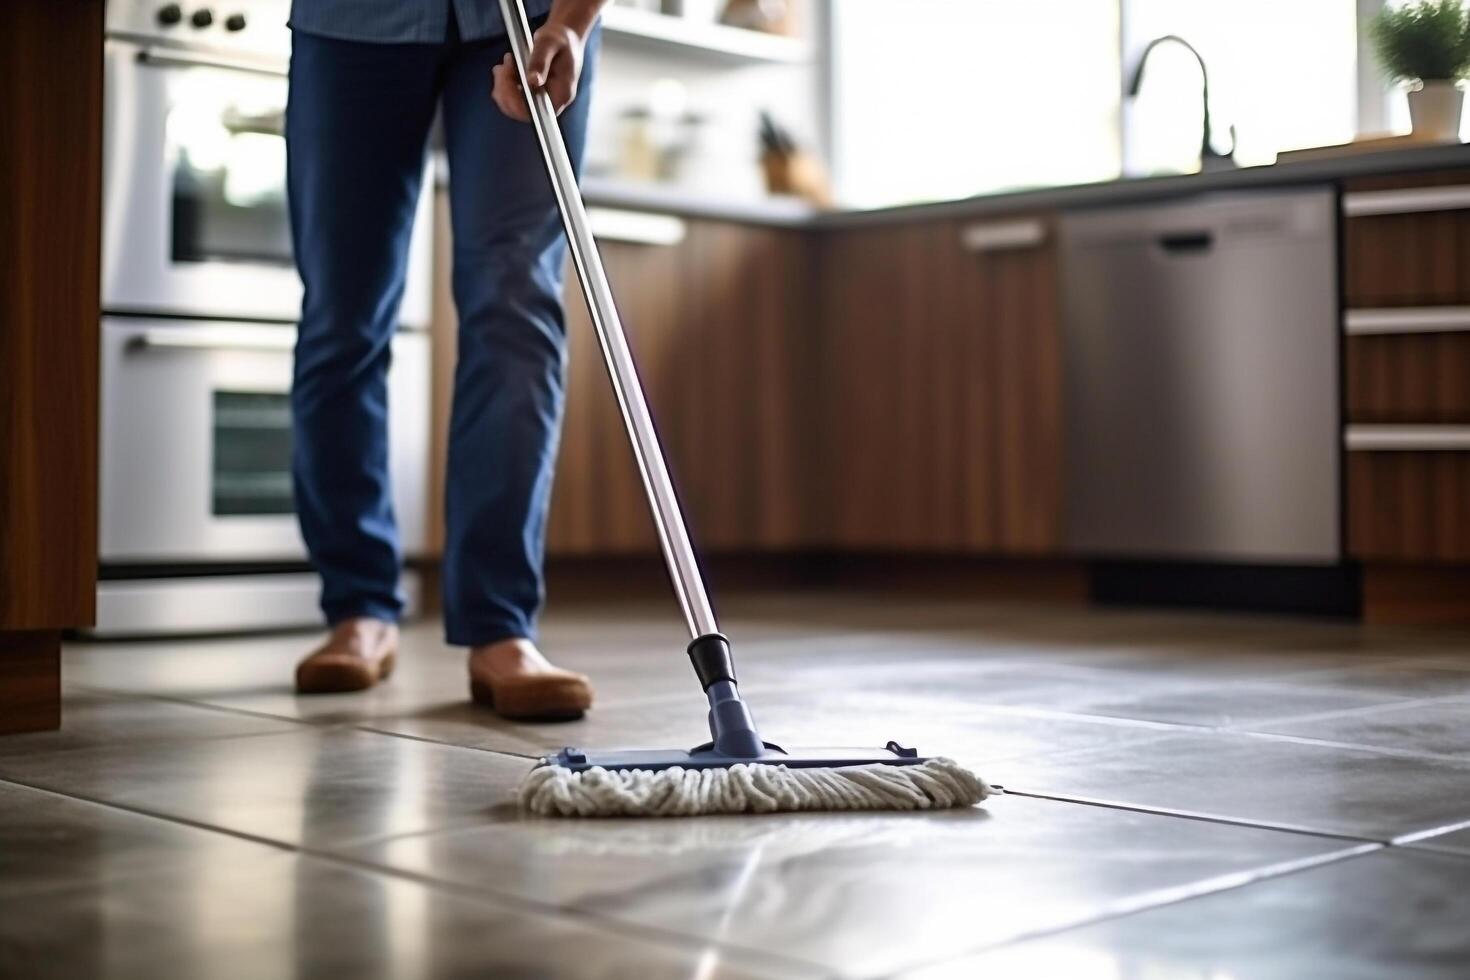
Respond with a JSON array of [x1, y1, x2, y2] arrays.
[[69, 683, 342, 728], [67, 684, 547, 763], [967, 702, 1222, 734], [0, 770, 829, 979], [1204, 728, 1470, 765], [881, 841, 1385, 980], [1226, 692, 1470, 733], [0, 772, 309, 856], [350, 723, 540, 760], [986, 700, 1470, 767], [1391, 815, 1470, 847], [998, 788, 1386, 843], [0, 725, 308, 768]]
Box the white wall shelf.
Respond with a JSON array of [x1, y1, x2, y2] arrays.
[[600, 6, 810, 64]]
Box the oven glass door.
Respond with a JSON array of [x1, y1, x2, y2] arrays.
[[99, 317, 430, 563], [102, 39, 433, 325], [170, 100, 293, 269], [212, 390, 295, 516]]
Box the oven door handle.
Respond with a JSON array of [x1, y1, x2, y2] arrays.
[[136, 47, 288, 78], [130, 326, 297, 353]]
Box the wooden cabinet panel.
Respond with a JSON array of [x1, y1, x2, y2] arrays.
[[546, 218, 816, 555], [0, 632, 60, 735], [1, 0, 102, 631], [1347, 333, 1470, 424], [816, 216, 1062, 553], [669, 222, 815, 551], [1348, 452, 1470, 562], [975, 234, 1063, 553], [1344, 210, 1470, 308], [817, 222, 968, 550], [546, 236, 679, 554], [1344, 170, 1470, 308], [2, 0, 103, 733]]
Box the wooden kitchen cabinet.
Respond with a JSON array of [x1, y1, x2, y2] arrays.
[[1348, 452, 1470, 562], [815, 215, 1063, 553], [1342, 168, 1470, 621], [548, 216, 817, 554], [1344, 170, 1470, 308], [665, 221, 816, 551], [547, 227, 683, 554], [1347, 333, 1470, 424], [817, 221, 962, 550], [969, 217, 1064, 554], [1, 0, 104, 732]]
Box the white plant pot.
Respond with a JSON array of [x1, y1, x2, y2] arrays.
[[1407, 81, 1464, 141]]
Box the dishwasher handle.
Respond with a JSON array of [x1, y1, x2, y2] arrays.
[[1156, 230, 1214, 255]]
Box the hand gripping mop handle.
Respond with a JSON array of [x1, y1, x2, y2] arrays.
[[499, 0, 760, 758]]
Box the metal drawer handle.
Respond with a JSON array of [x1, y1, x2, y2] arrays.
[[1346, 425, 1470, 451], [586, 208, 686, 246], [960, 219, 1046, 252], [130, 326, 296, 353], [1345, 307, 1470, 335], [1343, 186, 1470, 217]]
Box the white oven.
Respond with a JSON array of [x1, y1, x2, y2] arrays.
[[101, 5, 433, 324]]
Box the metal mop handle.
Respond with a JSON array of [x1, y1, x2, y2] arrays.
[[498, 0, 718, 641]]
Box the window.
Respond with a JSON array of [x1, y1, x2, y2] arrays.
[[829, 0, 1123, 208], [1124, 0, 1359, 174], [828, 0, 1365, 205]]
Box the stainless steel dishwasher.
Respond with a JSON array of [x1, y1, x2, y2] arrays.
[[1059, 188, 1339, 563]]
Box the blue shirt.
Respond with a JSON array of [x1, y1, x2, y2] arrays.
[[289, 0, 554, 44]]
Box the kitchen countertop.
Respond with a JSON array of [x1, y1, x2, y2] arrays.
[[575, 141, 1470, 229]]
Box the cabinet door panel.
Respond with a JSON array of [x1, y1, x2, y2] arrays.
[[1347, 333, 1470, 424], [547, 238, 679, 554], [1344, 171, 1470, 308], [673, 221, 814, 550], [985, 239, 1062, 553], [818, 216, 1061, 553], [1348, 451, 1470, 562], [547, 218, 814, 555], [1345, 211, 1470, 308], [818, 222, 969, 550]]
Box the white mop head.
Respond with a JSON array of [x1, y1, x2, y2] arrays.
[[520, 757, 992, 818]]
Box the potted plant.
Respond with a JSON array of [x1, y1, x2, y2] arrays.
[[1372, 0, 1470, 140]]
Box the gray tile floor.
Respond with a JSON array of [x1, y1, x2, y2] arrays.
[[3, 592, 1470, 978]]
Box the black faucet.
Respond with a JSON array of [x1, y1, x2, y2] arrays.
[[1127, 34, 1236, 173]]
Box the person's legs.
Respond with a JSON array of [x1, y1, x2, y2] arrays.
[[438, 23, 600, 648], [287, 32, 443, 631]]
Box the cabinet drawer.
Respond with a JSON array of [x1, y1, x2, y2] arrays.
[[1346, 332, 1470, 423], [1347, 449, 1470, 562], [1343, 210, 1470, 307], [1343, 170, 1470, 308]]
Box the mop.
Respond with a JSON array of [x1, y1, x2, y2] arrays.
[[499, 0, 992, 818]]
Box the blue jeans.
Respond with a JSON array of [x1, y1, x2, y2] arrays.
[[286, 21, 596, 646]]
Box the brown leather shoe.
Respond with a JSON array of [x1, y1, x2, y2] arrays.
[[295, 618, 398, 694], [468, 638, 593, 721]]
